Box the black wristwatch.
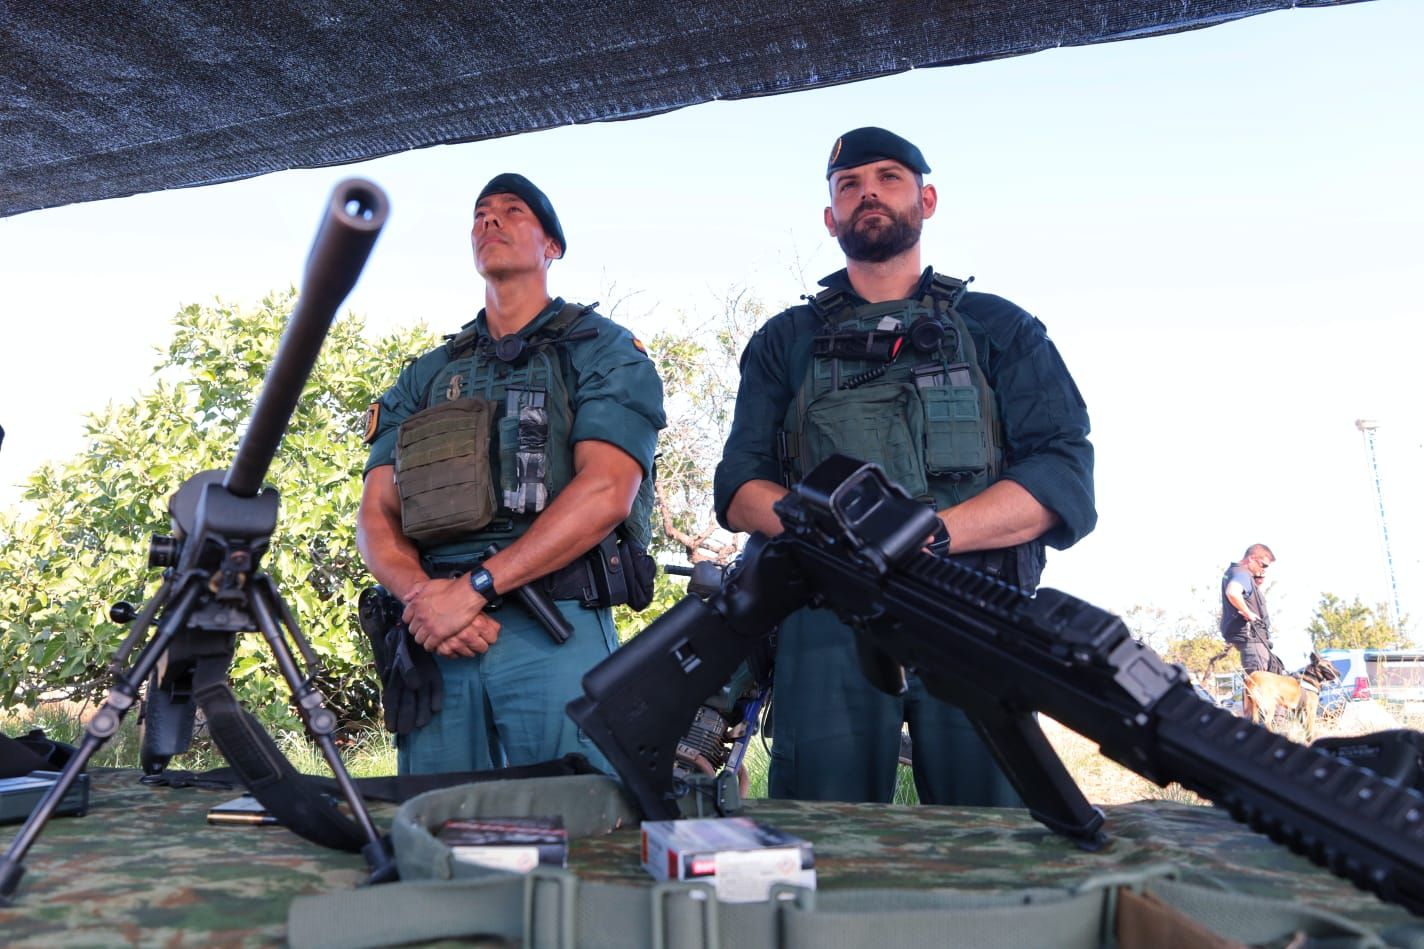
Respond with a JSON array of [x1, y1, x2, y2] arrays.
[[928, 521, 952, 555], [468, 567, 497, 599]]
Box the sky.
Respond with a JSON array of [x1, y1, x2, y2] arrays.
[[1, 0, 1421, 665]]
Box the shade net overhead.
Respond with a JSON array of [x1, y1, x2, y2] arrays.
[[1, 0, 1365, 217]]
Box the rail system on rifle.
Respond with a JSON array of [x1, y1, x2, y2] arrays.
[[571, 454, 1424, 916]]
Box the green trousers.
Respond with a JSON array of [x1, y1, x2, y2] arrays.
[[768, 605, 1020, 806], [397, 599, 617, 775]]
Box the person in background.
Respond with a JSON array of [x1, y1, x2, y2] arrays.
[[1220, 543, 1284, 674]]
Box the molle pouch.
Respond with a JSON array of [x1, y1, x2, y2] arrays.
[[919, 379, 990, 482], [394, 398, 497, 543], [801, 382, 928, 500], [499, 386, 550, 515]]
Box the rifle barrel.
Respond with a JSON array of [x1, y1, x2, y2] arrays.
[[225, 179, 389, 498]]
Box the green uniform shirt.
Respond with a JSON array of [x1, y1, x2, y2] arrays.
[[714, 268, 1095, 551], [366, 297, 666, 563]]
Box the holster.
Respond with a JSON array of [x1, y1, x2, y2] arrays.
[[357, 585, 402, 676], [543, 531, 655, 611], [582, 534, 629, 608]]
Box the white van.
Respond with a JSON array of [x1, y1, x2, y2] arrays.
[[1319, 649, 1424, 704]]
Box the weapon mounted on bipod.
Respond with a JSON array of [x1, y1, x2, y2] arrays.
[[0, 179, 392, 903], [570, 455, 1424, 916]]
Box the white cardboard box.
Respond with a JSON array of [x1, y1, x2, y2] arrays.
[[437, 816, 567, 872], [640, 816, 815, 902]]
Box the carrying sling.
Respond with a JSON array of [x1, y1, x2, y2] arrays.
[[289, 774, 1424, 949]]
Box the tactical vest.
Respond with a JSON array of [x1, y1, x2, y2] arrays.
[[395, 303, 655, 551], [780, 274, 1003, 509]]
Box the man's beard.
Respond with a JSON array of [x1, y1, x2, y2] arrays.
[[835, 201, 922, 263]]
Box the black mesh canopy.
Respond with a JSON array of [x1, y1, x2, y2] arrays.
[[1, 0, 1366, 217]]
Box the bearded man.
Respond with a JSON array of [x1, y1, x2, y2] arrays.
[[713, 127, 1096, 806]]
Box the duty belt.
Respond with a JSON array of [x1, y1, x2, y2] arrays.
[[423, 553, 597, 607]]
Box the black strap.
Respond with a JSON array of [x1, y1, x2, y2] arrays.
[[308, 754, 603, 802], [806, 285, 856, 326], [0, 733, 51, 779], [810, 272, 970, 325], [0, 728, 79, 778], [193, 653, 369, 852], [164, 657, 604, 854], [928, 272, 971, 306], [144, 754, 603, 804], [445, 301, 593, 360]]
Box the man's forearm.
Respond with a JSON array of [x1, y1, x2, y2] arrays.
[[938, 479, 1059, 553], [1225, 587, 1257, 622], [482, 441, 643, 594], [356, 473, 430, 602], [485, 482, 624, 592], [726, 479, 791, 537]]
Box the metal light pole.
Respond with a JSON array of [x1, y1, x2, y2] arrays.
[[1355, 419, 1404, 630]]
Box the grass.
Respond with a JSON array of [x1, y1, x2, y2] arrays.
[[736, 733, 925, 806], [13, 699, 1411, 808], [6, 701, 925, 804], [1, 701, 399, 777]]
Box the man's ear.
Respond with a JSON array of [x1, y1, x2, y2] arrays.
[[921, 183, 938, 220], [823, 205, 836, 237]]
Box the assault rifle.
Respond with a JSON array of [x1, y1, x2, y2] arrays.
[[660, 561, 771, 808], [570, 455, 1424, 915]]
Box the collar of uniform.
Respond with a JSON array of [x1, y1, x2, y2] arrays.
[[460, 296, 568, 342], [816, 266, 936, 303]]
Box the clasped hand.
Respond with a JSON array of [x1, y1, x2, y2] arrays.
[[402, 576, 502, 658]]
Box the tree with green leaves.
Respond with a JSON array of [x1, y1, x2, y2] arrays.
[[611, 287, 768, 639], [0, 283, 780, 719], [1306, 593, 1408, 651], [1122, 595, 1238, 683], [0, 292, 436, 729]]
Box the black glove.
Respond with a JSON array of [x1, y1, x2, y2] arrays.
[[381, 622, 445, 735], [358, 586, 444, 736]]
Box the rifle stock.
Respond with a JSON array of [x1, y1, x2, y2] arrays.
[[569, 454, 1424, 915]]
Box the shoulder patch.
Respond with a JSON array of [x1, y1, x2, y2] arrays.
[[361, 402, 381, 444], [630, 336, 647, 355]]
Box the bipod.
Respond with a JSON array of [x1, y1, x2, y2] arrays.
[[0, 177, 392, 903], [0, 474, 395, 902]]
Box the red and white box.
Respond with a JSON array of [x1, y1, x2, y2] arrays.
[[437, 816, 567, 873], [640, 816, 816, 902]]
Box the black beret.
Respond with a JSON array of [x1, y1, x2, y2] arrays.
[[477, 173, 566, 258], [825, 127, 931, 179]]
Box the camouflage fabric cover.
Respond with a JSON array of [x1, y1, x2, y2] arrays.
[[1, 768, 1417, 945], [0, 768, 389, 947]]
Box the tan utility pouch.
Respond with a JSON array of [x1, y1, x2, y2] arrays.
[[394, 398, 497, 543]]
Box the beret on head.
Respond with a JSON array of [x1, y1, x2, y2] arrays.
[[826, 127, 931, 179], [477, 173, 566, 257]]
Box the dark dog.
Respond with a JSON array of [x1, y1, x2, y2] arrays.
[[1242, 651, 1341, 744]]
